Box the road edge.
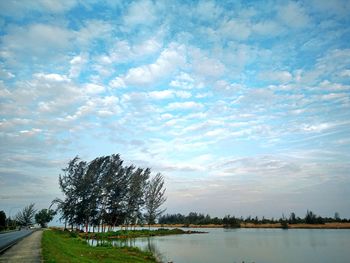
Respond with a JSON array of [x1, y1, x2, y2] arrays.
[[0, 230, 35, 254]]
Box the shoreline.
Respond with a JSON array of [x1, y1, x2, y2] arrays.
[[145, 222, 350, 229]]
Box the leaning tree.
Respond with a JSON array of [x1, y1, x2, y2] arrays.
[[144, 173, 167, 227]]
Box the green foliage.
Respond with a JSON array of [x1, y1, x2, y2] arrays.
[[159, 212, 215, 225], [305, 210, 324, 224], [144, 173, 167, 226], [53, 154, 166, 232], [42, 229, 156, 263], [159, 211, 350, 226], [222, 215, 240, 228], [15, 203, 36, 226], [89, 228, 192, 239], [35, 209, 56, 228], [0, 210, 6, 231]]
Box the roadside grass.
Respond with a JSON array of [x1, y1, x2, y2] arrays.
[[42, 229, 157, 263]]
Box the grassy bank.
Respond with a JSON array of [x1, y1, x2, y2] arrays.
[[42, 229, 157, 263], [85, 228, 206, 239]]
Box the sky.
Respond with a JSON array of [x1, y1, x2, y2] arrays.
[[0, 0, 350, 220]]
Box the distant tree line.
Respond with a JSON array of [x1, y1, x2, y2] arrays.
[[0, 204, 55, 231], [159, 211, 350, 227], [52, 154, 166, 233]]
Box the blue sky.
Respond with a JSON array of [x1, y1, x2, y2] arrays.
[[0, 0, 350, 219]]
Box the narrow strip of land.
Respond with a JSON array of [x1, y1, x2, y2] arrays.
[[0, 230, 42, 263], [146, 222, 350, 229]]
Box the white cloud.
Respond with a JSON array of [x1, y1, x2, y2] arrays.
[[1, 24, 73, 66], [219, 20, 251, 40], [0, 66, 15, 79], [160, 113, 173, 120], [339, 69, 350, 78], [278, 2, 310, 28], [147, 90, 192, 100], [85, 83, 105, 94], [69, 54, 88, 78], [252, 20, 284, 36], [134, 38, 162, 56], [167, 101, 204, 111], [311, 0, 350, 17], [0, 0, 78, 18], [205, 128, 227, 137], [214, 80, 243, 95], [34, 73, 70, 82], [148, 90, 174, 100], [234, 88, 275, 106], [99, 37, 162, 66], [170, 72, 195, 89], [19, 128, 42, 137], [109, 77, 126, 89], [123, 0, 157, 27], [36, 0, 78, 13], [196, 1, 223, 21], [76, 20, 113, 47], [258, 70, 292, 83], [121, 44, 186, 86], [175, 90, 192, 99], [192, 50, 226, 79]]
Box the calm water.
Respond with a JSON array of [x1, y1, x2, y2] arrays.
[[90, 228, 350, 263]]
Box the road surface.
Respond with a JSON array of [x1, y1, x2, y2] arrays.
[[0, 230, 42, 262], [0, 229, 33, 253]]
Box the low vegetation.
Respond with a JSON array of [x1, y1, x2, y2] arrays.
[[159, 211, 350, 228], [42, 229, 157, 263], [84, 228, 205, 239]]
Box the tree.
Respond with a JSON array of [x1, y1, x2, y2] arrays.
[[289, 212, 297, 224], [54, 154, 167, 232], [125, 167, 150, 227], [35, 209, 56, 228], [58, 156, 87, 230], [0, 211, 6, 231], [223, 215, 240, 228], [334, 212, 340, 221], [305, 210, 316, 224], [99, 155, 128, 230], [15, 203, 36, 226], [144, 173, 166, 226]]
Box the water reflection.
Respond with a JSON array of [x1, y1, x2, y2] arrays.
[[87, 228, 350, 263]]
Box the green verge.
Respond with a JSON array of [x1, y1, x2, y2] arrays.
[[42, 229, 157, 263]]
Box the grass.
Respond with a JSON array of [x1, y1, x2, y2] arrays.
[[42, 229, 157, 263], [85, 228, 204, 239]]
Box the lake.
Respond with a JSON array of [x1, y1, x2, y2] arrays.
[[90, 228, 350, 263]]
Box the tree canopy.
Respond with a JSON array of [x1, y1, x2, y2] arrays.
[[0, 210, 6, 230], [52, 154, 166, 231], [35, 209, 56, 228], [15, 203, 36, 226]]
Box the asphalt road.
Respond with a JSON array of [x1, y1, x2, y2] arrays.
[[0, 230, 33, 253], [0, 230, 42, 263]]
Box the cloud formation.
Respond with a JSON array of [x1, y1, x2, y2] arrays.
[[0, 0, 350, 218]]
